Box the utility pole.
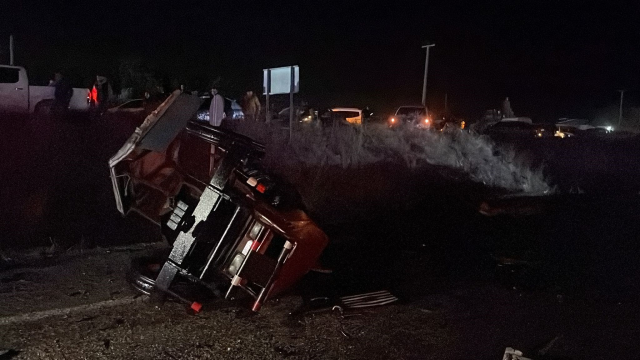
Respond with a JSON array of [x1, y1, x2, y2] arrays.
[[9, 35, 14, 65], [618, 90, 624, 126], [289, 66, 295, 142], [265, 69, 271, 123], [421, 43, 435, 107], [444, 93, 448, 114]]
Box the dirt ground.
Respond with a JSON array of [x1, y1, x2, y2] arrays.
[[0, 244, 638, 360]]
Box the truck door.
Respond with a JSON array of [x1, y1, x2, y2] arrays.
[[0, 66, 28, 114]]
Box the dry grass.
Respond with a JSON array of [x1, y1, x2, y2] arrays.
[[227, 121, 553, 220]]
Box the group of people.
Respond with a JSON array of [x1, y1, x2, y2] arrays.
[[208, 88, 262, 127], [49, 70, 265, 126], [49, 70, 114, 118]]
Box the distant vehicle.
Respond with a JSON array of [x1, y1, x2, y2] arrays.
[[275, 107, 318, 127], [434, 113, 467, 131], [555, 119, 614, 137], [584, 127, 611, 135], [388, 106, 434, 129], [320, 108, 362, 126], [533, 123, 556, 138], [107, 99, 145, 114], [501, 117, 533, 124], [0, 65, 90, 116], [277, 107, 305, 121], [195, 95, 244, 123], [484, 120, 536, 138]]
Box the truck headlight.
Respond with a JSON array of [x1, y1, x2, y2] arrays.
[[249, 222, 263, 239], [228, 253, 245, 276]]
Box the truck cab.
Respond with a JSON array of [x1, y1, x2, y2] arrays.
[[0, 66, 28, 114]]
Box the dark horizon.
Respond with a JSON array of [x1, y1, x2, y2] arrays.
[[1, 0, 639, 120]]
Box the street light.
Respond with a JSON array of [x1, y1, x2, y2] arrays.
[[421, 43, 435, 106]]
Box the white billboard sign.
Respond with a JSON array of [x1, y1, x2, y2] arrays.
[[263, 66, 299, 95]]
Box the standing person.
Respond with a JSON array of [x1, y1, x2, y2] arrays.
[[502, 97, 514, 118], [52, 71, 73, 117], [242, 90, 261, 121], [209, 88, 225, 127], [95, 75, 111, 115], [208, 88, 226, 176]]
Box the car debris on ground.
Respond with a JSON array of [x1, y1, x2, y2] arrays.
[[502, 347, 532, 360]]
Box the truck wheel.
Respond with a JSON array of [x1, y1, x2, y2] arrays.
[[128, 256, 162, 296], [32, 100, 53, 121]]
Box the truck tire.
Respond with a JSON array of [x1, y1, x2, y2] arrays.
[[32, 100, 53, 121], [128, 256, 162, 296]]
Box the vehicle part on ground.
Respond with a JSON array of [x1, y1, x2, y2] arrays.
[[479, 197, 548, 217], [291, 290, 398, 318], [502, 347, 532, 360], [338, 290, 398, 309], [110, 90, 328, 312]]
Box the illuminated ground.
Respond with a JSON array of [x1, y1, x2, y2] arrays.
[[1, 245, 639, 360]]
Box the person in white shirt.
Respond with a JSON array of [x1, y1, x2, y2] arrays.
[[208, 88, 226, 176], [209, 88, 225, 127]]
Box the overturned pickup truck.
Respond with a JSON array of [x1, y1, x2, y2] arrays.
[[109, 90, 328, 312]]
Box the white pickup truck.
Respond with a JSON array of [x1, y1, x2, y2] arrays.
[[0, 65, 90, 115]]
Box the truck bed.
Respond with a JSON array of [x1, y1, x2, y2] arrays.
[[29, 86, 90, 112]]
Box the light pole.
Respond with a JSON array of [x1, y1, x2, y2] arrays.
[[421, 43, 435, 106], [618, 89, 625, 126], [9, 35, 14, 65]]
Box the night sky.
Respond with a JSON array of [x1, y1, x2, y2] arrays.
[[2, 0, 639, 120]]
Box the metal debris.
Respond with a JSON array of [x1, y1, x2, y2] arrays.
[[502, 347, 532, 360]]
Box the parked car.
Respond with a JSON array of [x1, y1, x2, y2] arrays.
[[277, 106, 305, 121], [107, 99, 145, 114], [195, 95, 244, 123], [533, 123, 556, 138], [484, 119, 536, 138], [109, 90, 328, 313], [319, 107, 363, 127], [554, 119, 614, 138], [433, 113, 467, 131], [554, 127, 576, 138], [0, 65, 90, 116], [388, 106, 434, 129], [275, 106, 318, 127]]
